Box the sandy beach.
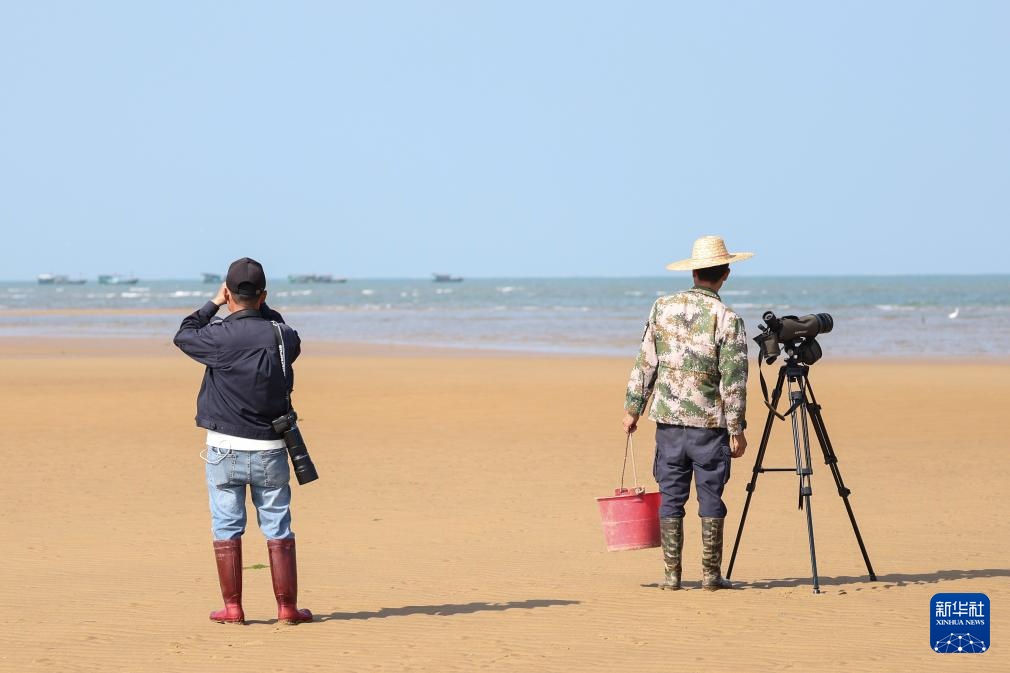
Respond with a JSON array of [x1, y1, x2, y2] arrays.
[[1, 339, 1007, 672]]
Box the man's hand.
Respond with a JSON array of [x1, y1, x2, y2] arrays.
[[622, 412, 640, 434], [730, 433, 747, 458], [212, 282, 227, 307]]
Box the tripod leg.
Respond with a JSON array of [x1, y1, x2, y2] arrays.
[[801, 484, 821, 593], [793, 380, 821, 594], [805, 379, 877, 582], [726, 366, 786, 580]]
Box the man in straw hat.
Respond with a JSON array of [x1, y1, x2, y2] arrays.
[[623, 235, 752, 591]]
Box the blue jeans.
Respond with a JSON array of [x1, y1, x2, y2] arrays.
[[204, 445, 294, 540]]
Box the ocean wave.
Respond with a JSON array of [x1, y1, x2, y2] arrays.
[[624, 290, 644, 297], [171, 290, 208, 298], [497, 286, 518, 293], [361, 289, 375, 296], [722, 290, 752, 296], [435, 288, 453, 295], [875, 304, 917, 311]]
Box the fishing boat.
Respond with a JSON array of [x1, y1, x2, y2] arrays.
[[98, 274, 139, 285], [37, 274, 87, 285], [202, 272, 222, 283], [432, 273, 463, 283], [288, 274, 347, 284]]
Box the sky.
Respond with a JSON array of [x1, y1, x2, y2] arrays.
[[2, 1, 1008, 279]]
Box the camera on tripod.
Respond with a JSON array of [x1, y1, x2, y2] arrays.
[[728, 307, 876, 593], [754, 311, 833, 365], [271, 410, 319, 485]]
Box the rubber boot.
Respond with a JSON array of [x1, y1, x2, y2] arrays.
[[659, 517, 683, 590], [267, 538, 313, 624], [701, 517, 734, 590], [210, 539, 245, 623]]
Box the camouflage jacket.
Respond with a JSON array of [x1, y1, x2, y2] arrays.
[[625, 286, 748, 435]]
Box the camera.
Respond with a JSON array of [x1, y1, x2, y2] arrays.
[[754, 311, 833, 365], [271, 410, 319, 485]]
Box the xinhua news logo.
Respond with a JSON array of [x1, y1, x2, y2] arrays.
[[931, 592, 989, 654]]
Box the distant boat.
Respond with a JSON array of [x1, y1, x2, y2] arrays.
[[37, 274, 87, 285], [432, 273, 463, 283], [98, 274, 139, 285], [202, 272, 222, 283], [288, 274, 347, 284]]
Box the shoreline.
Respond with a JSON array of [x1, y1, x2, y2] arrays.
[[1, 334, 1008, 364]]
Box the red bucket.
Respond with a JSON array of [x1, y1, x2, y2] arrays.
[[596, 435, 661, 551], [596, 488, 661, 551]]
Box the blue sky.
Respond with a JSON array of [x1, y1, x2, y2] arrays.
[[2, 2, 1008, 279]]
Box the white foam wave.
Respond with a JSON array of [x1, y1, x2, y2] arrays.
[[497, 286, 517, 293], [875, 304, 916, 312], [435, 288, 453, 295], [361, 289, 375, 296]]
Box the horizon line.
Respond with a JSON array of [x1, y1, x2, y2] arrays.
[[5, 271, 1010, 283]]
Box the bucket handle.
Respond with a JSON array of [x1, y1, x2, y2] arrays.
[[620, 434, 645, 495]]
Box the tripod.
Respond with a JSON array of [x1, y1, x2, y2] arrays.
[[725, 356, 877, 593]]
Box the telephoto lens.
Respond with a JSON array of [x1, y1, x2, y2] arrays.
[[283, 425, 319, 485], [778, 313, 833, 341]]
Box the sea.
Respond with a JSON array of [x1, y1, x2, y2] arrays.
[[2, 276, 1008, 358]]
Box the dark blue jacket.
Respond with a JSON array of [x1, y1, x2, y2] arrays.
[[174, 301, 301, 440]]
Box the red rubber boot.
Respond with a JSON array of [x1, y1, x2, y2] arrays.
[[267, 538, 313, 624], [210, 539, 245, 624]]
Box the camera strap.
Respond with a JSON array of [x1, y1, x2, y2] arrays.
[[757, 354, 797, 421], [270, 321, 294, 413]]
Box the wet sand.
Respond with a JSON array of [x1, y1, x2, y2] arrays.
[[1, 340, 1007, 672]]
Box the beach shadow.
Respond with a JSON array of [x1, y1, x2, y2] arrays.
[[639, 569, 1010, 591], [639, 580, 708, 590], [736, 568, 1010, 590], [315, 598, 581, 622]]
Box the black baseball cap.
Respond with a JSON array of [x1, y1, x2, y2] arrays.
[[226, 257, 267, 297]]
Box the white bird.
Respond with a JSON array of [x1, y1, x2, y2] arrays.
[[948, 307, 960, 319]]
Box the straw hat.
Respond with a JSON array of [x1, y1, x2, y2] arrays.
[[665, 235, 754, 271]]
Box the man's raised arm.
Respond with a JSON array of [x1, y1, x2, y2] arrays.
[[174, 296, 222, 366]]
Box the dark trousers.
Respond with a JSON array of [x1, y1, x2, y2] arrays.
[[653, 424, 731, 518]]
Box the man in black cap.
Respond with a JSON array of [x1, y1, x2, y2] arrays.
[[174, 257, 312, 624]]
